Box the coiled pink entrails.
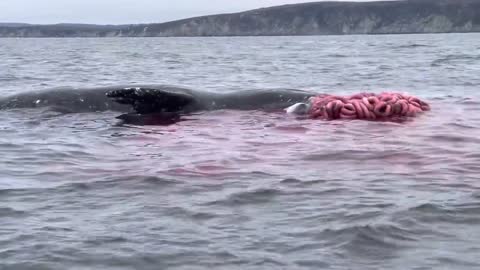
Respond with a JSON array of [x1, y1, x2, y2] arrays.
[[309, 92, 430, 120]]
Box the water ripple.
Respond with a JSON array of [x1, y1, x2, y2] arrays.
[[1, 34, 480, 269]]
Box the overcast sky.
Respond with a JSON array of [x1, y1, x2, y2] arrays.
[[0, 0, 371, 24]]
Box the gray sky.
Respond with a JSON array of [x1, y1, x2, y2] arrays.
[[0, 0, 370, 24]]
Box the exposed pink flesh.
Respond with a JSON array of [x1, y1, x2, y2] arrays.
[[308, 92, 430, 121]]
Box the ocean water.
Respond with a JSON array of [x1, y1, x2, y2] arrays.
[[1, 34, 480, 270]]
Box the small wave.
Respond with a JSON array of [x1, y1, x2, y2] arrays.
[[411, 203, 448, 213], [377, 65, 394, 71], [251, 258, 287, 267], [431, 54, 480, 66], [0, 75, 20, 82], [0, 187, 39, 196], [430, 96, 480, 106], [34, 175, 181, 194], [0, 75, 47, 82], [458, 98, 480, 105], [162, 206, 218, 221], [401, 203, 480, 224], [303, 150, 423, 162], [205, 188, 283, 206], [98, 175, 180, 188], [446, 122, 477, 130], [396, 44, 432, 49], [83, 236, 129, 245], [83, 249, 240, 269], [41, 226, 75, 232], [294, 259, 330, 268], [0, 207, 26, 217], [434, 256, 480, 268], [280, 178, 303, 185], [426, 134, 480, 144], [279, 178, 331, 188], [0, 143, 22, 149], [326, 53, 348, 58], [322, 224, 416, 258], [140, 176, 180, 186], [273, 125, 309, 133]]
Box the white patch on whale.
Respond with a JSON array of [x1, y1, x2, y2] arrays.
[[285, 102, 310, 115]]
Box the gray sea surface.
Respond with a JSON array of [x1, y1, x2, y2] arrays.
[[1, 34, 480, 270]]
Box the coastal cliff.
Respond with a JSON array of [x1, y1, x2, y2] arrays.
[[1, 0, 479, 37]]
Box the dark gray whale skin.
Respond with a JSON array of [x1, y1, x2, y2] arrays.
[[0, 85, 315, 114], [0, 86, 133, 113]]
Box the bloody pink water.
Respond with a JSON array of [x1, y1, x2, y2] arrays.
[[98, 97, 478, 183]]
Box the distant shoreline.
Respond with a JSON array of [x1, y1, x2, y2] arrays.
[[1, 0, 479, 38], [1, 32, 479, 39]]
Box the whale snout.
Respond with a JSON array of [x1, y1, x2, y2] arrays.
[[285, 102, 311, 115]]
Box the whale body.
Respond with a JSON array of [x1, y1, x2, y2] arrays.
[[0, 85, 315, 115]]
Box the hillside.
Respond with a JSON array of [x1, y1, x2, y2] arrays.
[[1, 0, 479, 37]]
